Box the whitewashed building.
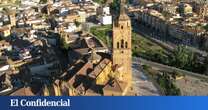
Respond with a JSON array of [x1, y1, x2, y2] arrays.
[[98, 6, 112, 25], [100, 15, 112, 25]]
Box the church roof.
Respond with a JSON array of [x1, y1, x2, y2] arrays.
[[10, 87, 35, 96], [103, 79, 128, 95]]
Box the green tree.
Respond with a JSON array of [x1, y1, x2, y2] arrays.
[[90, 25, 112, 47], [171, 46, 193, 69], [93, 0, 107, 4], [60, 37, 69, 50], [205, 56, 208, 75], [170, 45, 206, 73], [157, 73, 181, 95], [39, 0, 47, 4], [74, 21, 81, 27], [203, 24, 208, 32], [110, 0, 120, 14], [15, 0, 21, 5]]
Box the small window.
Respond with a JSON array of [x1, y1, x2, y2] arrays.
[[125, 42, 128, 48], [117, 42, 119, 48], [121, 39, 124, 48], [121, 26, 123, 29]]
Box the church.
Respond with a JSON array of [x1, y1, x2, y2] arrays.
[[40, 0, 135, 96]]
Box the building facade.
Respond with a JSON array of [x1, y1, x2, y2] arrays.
[[8, 10, 16, 27], [112, 0, 132, 87]]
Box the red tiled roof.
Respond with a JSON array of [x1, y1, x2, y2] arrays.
[[10, 87, 35, 96]]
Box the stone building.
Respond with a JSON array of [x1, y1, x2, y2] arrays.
[[112, 0, 132, 88], [191, 1, 208, 19], [138, 9, 168, 37], [0, 25, 11, 38], [137, 8, 206, 47], [8, 10, 16, 27]]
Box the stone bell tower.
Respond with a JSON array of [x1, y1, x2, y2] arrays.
[[112, 0, 132, 86]]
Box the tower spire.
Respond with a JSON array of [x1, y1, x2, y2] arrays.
[[120, 0, 126, 15]]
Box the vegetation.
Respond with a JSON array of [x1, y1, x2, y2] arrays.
[[171, 71, 185, 80], [157, 73, 181, 95], [90, 25, 207, 74], [90, 25, 112, 48], [60, 37, 70, 50], [142, 65, 151, 71], [203, 24, 208, 32], [132, 35, 207, 74], [74, 21, 81, 27], [0, 0, 18, 4], [171, 46, 194, 69], [92, 0, 107, 4], [90, 25, 169, 62], [205, 57, 208, 75], [110, 0, 120, 14], [132, 33, 170, 64], [135, 40, 206, 74], [127, 0, 133, 4], [142, 65, 182, 95], [14, 0, 21, 5], [170, 46, 206, 73], [39, 0, 48, 4]]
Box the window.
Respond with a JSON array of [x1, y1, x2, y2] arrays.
[[121, 39, 124, 48], [125, 42, 128, 48], [121, 26, 123, 29], [117, 42, 119, 48]]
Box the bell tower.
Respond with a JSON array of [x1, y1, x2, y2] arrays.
[[112, 0, 132, 86]]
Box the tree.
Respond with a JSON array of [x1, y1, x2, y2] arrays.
[[93, 0, 107, 4], [60, 37, 69, 50], [127, 0, 133, 4], [171, 46, 193, 69], [170, 45, 207, 73], [110, 0, 120, 14], [74, 21, 81, 27], [15, 0, 21, 5], [39, 0, 47, 4], [205, 56, 208, 75], [157, 73, 181, 95], [203, 24, 208, 32]]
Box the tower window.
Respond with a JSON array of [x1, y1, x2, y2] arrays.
[[121, 26, 123, 29], [117, 42, 119, 48], [125, 42, 128, 48], [121, 39, 124, 48]]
